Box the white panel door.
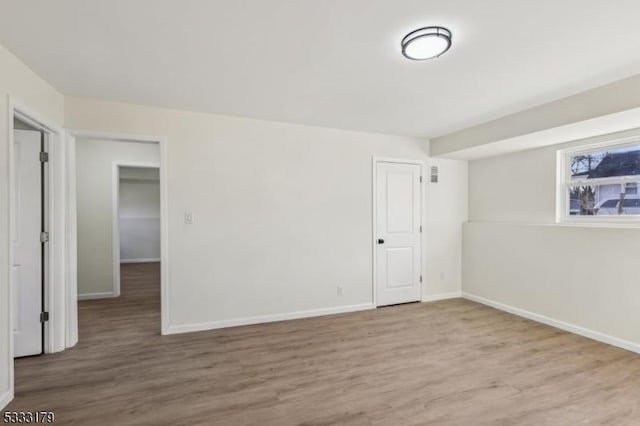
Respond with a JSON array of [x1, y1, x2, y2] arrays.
[[13, 129, 43, 357], [376, 161, 422, 306]]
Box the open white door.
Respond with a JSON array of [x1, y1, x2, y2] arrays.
[[375, 161, 422, 306], [13, 129, 44, 357]]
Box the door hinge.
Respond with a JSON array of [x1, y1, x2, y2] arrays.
[[39, 152, 49, 163], [40, 312, 49, 323], [419, 176, 423, 183], [40, 231, 49, 243], [420, 225, 422, 233], [420, 275, 423, 283]]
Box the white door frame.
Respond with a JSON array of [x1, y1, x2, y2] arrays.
[[372, 157, 425, 307], [111, 161, 161, 297], [67, 130, 170, 335], [8, 97, 67, 399]]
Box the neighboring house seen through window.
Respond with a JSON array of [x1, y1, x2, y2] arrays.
[[559, 139, 640, 221]]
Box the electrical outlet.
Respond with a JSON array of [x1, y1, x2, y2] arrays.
[[184, 212, 194, 225], [337, 286, 343, 296]]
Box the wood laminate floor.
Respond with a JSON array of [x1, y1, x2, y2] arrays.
[[7, 262, 640, 425]]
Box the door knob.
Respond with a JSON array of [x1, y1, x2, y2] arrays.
[[378, 239, 384, 244]]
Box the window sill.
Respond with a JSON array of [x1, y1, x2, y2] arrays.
[[553, 221, 640, 229]]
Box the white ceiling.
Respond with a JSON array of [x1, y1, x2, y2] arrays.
[[2, 0, 640, 138]]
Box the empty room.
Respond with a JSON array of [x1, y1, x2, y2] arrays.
[[1, 1, 639, 425]]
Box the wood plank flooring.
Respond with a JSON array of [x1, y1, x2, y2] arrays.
[[6, 262, 640, 425]]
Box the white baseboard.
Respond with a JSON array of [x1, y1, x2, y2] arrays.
[[463, 292, 640, 355], [166, 303, 374, 335], [422, 291, 462, 302], [78, 292, 116, 300], [120, 258, 160, 264], [1, 389, 13, 410]]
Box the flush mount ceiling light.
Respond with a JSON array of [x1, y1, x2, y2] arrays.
[[401, 26, 452, 61]]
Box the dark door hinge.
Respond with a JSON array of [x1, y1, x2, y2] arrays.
[[39, 152, 49, 163], [40, 231, 49, 243], [40, 312, 49, 323], [420, 275, 423, 283]]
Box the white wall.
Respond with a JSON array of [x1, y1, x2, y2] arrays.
[[424, 159, 468, 300], [119, 168, 160, 261], [464, 128, 640, 352], [65, 97, 468, 332], [0, 44, 64, 408], [463, 223, 640, 351], [76, 140, 159, 297]]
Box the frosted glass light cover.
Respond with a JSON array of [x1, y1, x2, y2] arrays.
[[404, 36, 448, 60]]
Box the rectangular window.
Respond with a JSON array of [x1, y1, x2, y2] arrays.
[[625, 182, 638, 195], [559, 140, 640, 221]]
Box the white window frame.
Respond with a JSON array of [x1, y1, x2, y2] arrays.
[[557, 135, 640, 225]]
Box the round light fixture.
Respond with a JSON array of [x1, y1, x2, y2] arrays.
[[401, 26, 452, 61]]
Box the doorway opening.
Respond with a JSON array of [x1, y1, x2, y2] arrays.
[[8, 99, 68, 409], [68, 131, 168, 338], [115, 165, 161, 288]]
